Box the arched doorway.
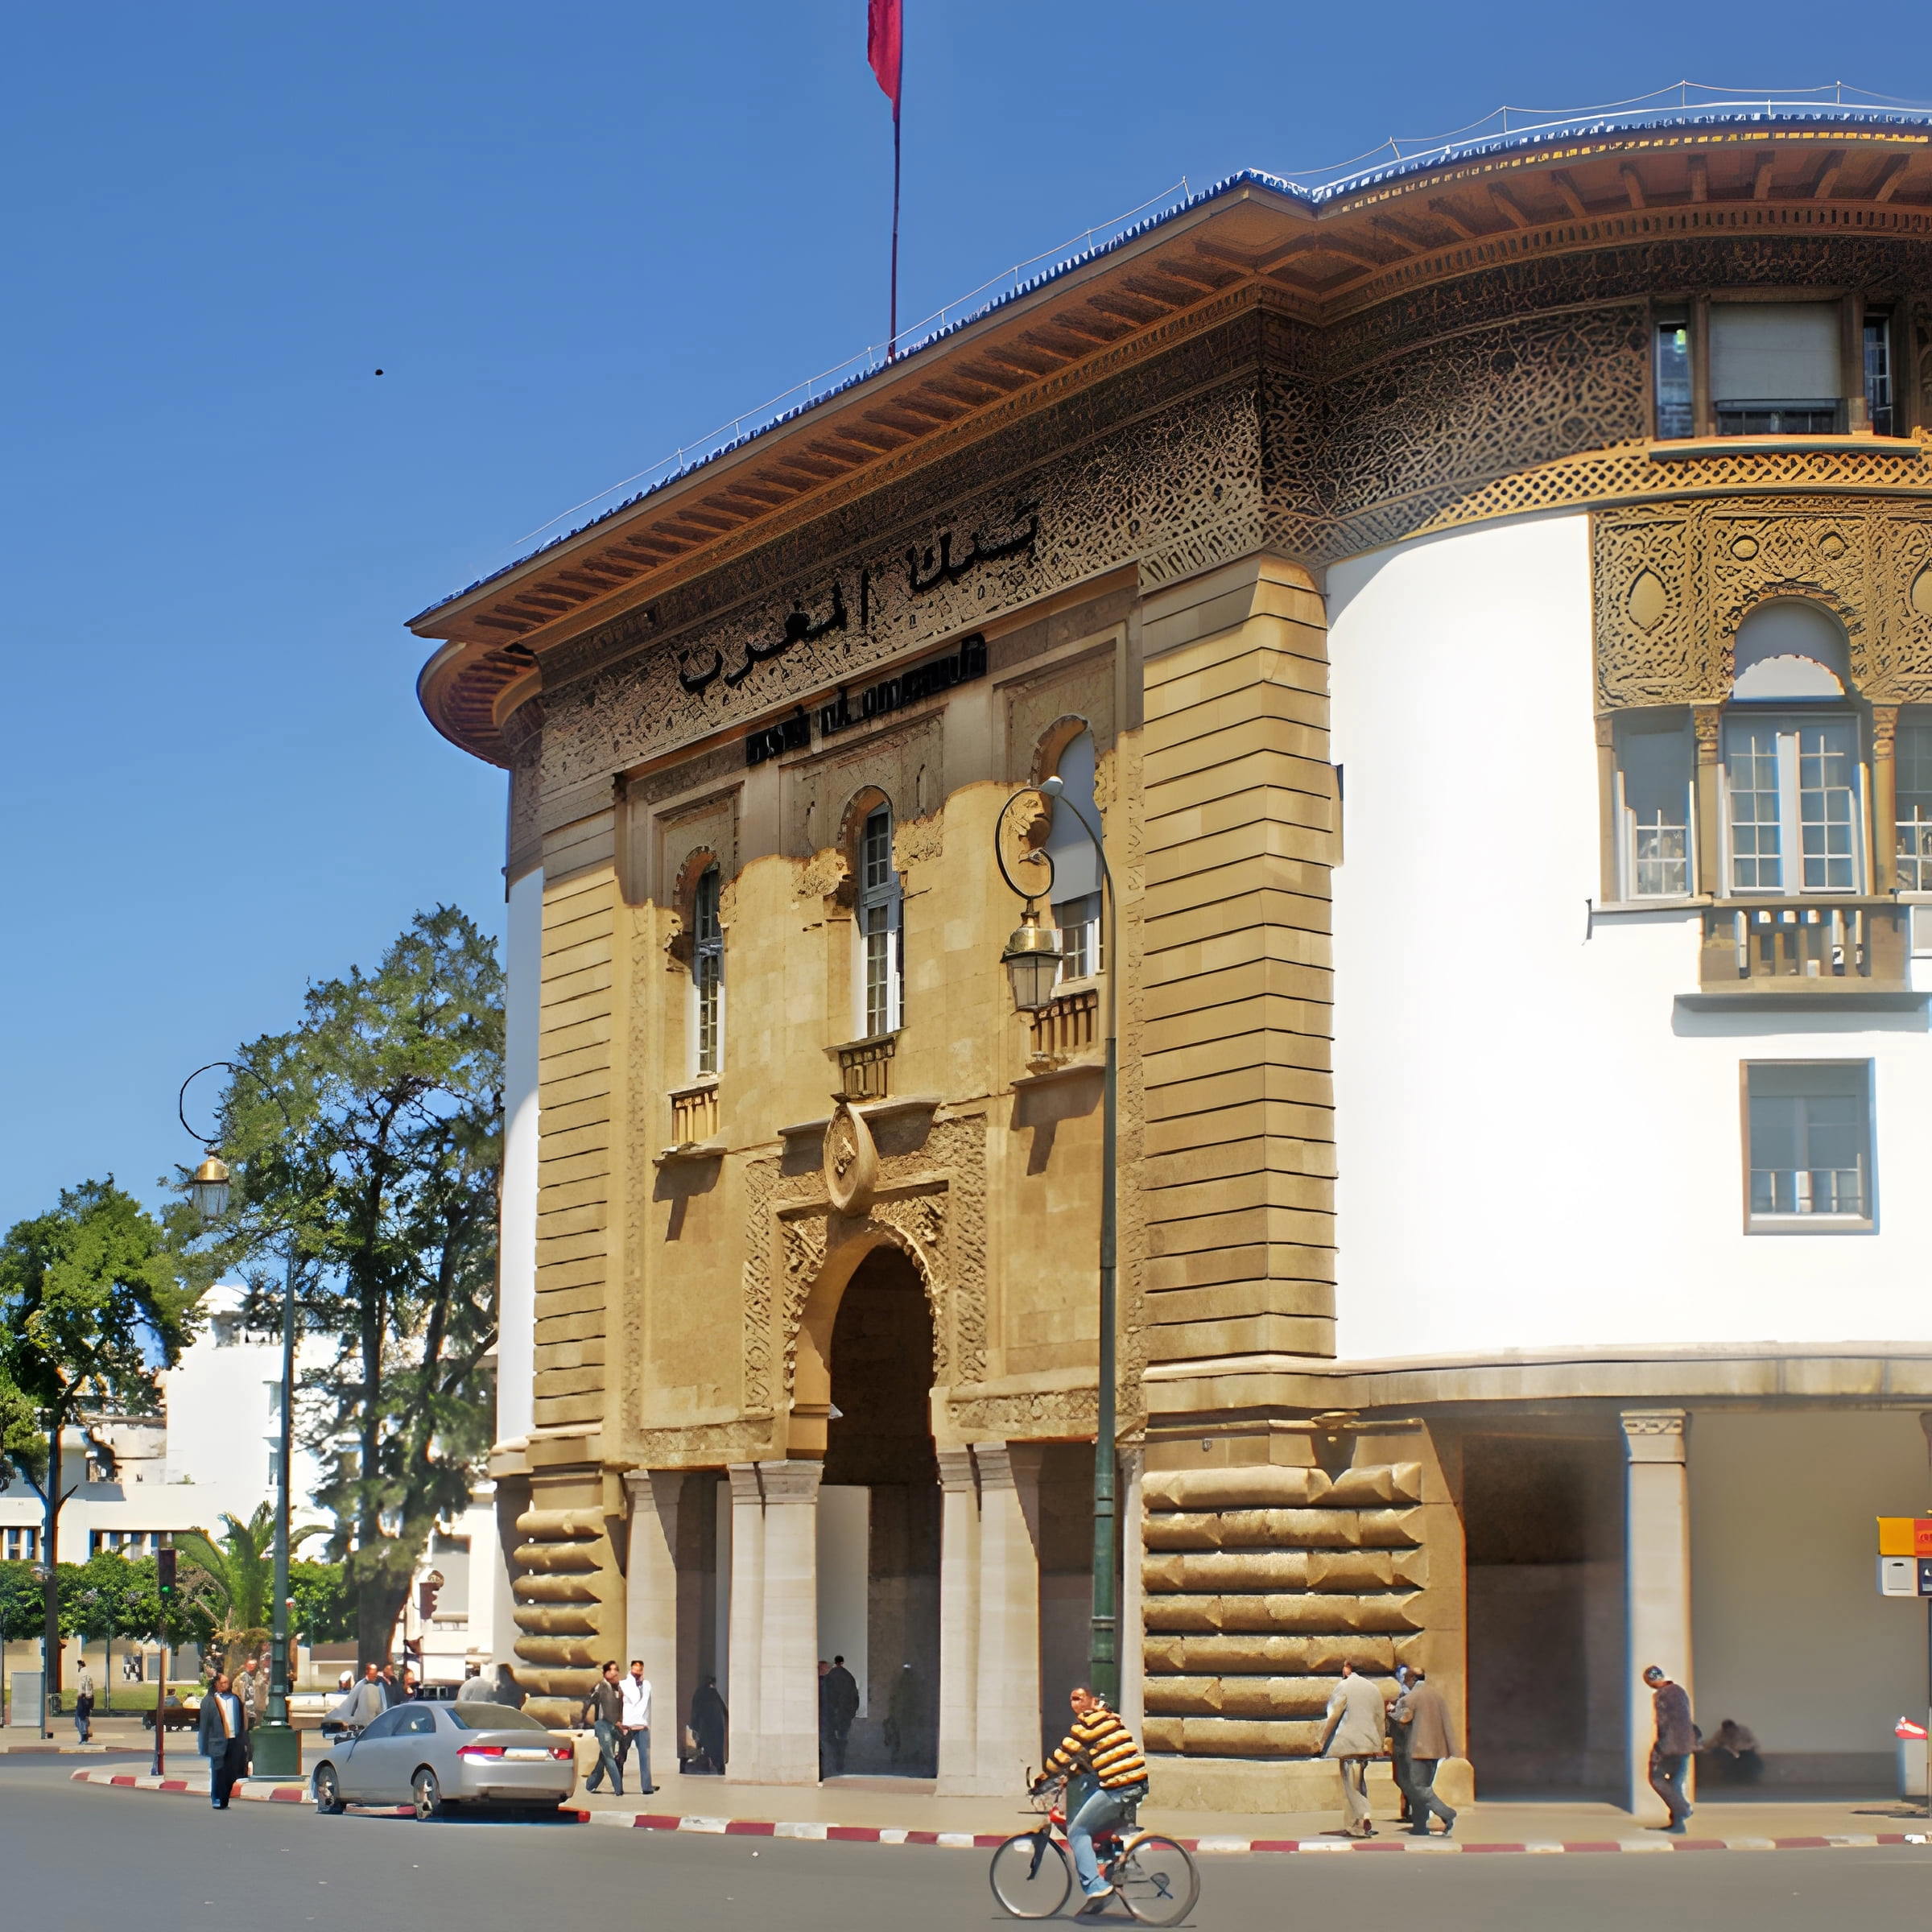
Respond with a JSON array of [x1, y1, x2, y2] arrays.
[[817, 1241, 939, 1777]]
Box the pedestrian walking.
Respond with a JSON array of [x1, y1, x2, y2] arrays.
[[1319, 1661, 1386, 1839], [822, 1653, 859, 1777], [338, 1664, 386, 1732], [196, 1671, 250, 1810], [1034, 1685, 1150, 1913], [1642, 1663, 1696, 1833], [455, 1664, 493, 1705], [72, 1657, 96, 1743], [492, 1663, 526, 1710], [246, 1653, 270, 1724], [617, 1659, 655, 1794], [1390, 1669, 1458, 1836], [689, 1674, 727, 1774], [1385, 1665, 1414, 1826], [377, 1660, 400, 1707], [399, 1666, 421, 1701], [580, 1660, 625, 1798]]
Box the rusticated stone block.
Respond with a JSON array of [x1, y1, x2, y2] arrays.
[[1144, 1591, 1423, 1635], [1141, 1633, 1425, 1677]]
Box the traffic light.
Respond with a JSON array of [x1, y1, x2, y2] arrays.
[[155, 1546, 176, 1597]]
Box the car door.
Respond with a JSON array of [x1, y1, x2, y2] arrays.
[[339, 1705, 407, 1802], [390, 1705, 438, 1798]]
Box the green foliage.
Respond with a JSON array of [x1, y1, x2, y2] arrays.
[[288, 1559, 353, 1643], [0, 1561, 41, 1642], [65, 1550, 163, 1645], [0, 1182, 194, 1500], [184, 908, 502, 1662], [175, 1502, 325, 1633]]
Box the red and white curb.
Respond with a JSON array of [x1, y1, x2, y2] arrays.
[[70, 1774, 1930, 1855]]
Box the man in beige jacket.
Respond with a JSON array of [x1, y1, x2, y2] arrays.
[[1319, 1662, 1387, 1839], [1391, 1669, 1458, 1836]]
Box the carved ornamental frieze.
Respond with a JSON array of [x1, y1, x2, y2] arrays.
[[1593, 494, 1932, 710]]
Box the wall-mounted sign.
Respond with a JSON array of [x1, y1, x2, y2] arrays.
[[744, 633, 987, 767], [1878, 1555, 1932, 1598], [1876, 1517, 1932, 1558]]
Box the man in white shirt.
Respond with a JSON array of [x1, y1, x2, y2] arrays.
[[616, 1660, 656, 1796]]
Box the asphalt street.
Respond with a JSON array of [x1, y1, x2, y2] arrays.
[[2, 1755, 1926, 1932]]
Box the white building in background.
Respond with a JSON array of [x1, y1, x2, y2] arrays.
[[0, 1284, 494, 1687]]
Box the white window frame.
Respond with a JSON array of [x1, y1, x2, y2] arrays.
[[854, 805, 903, 1038], [1743, 1059, 1876, 1234], [1897, 715, 1932, 892], [1052, 890, 1104, 981], [1614, 716, 1696, 901], [1719, 710, 1866, 897], [691, 865, 724, 1078]]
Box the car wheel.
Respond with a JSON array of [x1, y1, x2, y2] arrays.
[[313, 1766, 344, 1815], [411, 1768, 444, 1821]]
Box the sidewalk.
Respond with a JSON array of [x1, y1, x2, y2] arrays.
[[70, 1754, 1932, 1856]]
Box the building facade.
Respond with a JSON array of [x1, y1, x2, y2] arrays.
[[413, 106, 1932, 1810]]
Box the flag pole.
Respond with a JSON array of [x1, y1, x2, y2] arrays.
[[889, 101, 901, 361]]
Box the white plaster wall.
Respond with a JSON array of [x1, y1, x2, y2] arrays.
[[1690, 1410, 1927, 1755], [1327, 512, 1932, 1358], [498, 865, 543, 1447]]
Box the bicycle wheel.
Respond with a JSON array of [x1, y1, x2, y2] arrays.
[[1114, 1832, 1199, 1927], [989, 1831, 1073, 1919]]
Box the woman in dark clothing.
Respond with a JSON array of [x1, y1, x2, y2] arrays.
[[690, 1674, 728, 1774]]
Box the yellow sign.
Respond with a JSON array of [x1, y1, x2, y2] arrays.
[[1877, 1517, 1932, 1558]]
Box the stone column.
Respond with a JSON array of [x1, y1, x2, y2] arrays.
[[725, 1463, 766, 1782], [974, 1443, 1044, 1794], [756, 1459, 824, 1786], [624, 1471, 683, 1740], [1622, 1410, 1692, 1819], [1118, 1446, 1146, 1740], [935, 1448, 982, 1794]]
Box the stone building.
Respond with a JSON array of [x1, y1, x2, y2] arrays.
[[412, 104, 1932, 1810]]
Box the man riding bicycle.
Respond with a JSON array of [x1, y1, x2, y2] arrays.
[[1032, 1686, 1150, 1913]]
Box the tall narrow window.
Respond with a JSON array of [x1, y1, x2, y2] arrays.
[[1654, 315, 1693, 439], [1614, 712, 1695, 898], [856, 806, 902, 1036], [1046, 729, 1104, 980], [692, 865, 723, 1075], [1865, 311, 1895, 436], [1897, 716, 1932, 890], [1745, 1062, 1872, 1225]]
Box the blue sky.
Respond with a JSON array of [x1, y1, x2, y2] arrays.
[[2, 2, 1922, 1231]]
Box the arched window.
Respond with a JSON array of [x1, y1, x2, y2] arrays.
[[855, 804, 902, 1037], [1045, 728, 1104, 979], [692, 865, 723, 1075], [1720, 601, 1863, 897]]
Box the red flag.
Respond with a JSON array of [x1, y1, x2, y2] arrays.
[[868, 0, 902, 119]]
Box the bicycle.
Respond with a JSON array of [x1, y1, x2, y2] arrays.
[[989, 1774, 1199, 1925]]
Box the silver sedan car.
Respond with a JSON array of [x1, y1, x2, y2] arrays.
[[312, 1701, 578, 1818]]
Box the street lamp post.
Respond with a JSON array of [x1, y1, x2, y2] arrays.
[[994, 777, 1120, 1705], [179, 1063, 303, 1781]]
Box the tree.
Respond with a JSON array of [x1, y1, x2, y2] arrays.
[[67, 1551, 162, 1706], [288, 1559, 353, 1645], [188, 908, 502, 1666], [0, 1181, 194, 1706], [175, 1503, 325, 1674]]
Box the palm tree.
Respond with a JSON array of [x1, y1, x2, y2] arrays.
[[175, 1504, 325, 1678]]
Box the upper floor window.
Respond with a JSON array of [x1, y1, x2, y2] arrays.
[[856, 805, 902, 1037], [1865, 310, 1896, 437], [1745, 1060, 1872, 1228], [1614, 712, 1695, 899], [1655, 314, 1693, 439], [692, 865, 723, 1076], [1721, 601, 1864, 897], [1897, 713, 1932, 891], [1045, 729, 1104, 980], [1710, 302, 1841, 436]]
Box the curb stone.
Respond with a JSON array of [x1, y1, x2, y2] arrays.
[[69, 1773, 1932, 1856]]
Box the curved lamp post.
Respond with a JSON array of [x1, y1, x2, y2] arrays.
[[993, 777, 1120, 1705], [178, 1062, 303, 1781]]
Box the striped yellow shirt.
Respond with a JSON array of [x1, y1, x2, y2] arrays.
[[1044, 1705, 1147, 1791]]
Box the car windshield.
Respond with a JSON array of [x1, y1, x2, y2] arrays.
[[445, 1703, 549, 1732]]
